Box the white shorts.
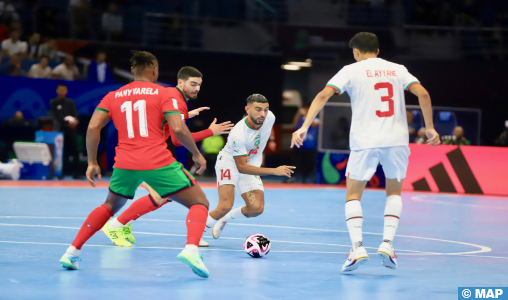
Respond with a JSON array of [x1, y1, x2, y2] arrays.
[[345, 146, 410, 182], [215, 160, 264, 195]]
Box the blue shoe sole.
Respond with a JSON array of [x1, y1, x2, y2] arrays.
[[377, 251, 397, 269], [177, 254, 209, 278]]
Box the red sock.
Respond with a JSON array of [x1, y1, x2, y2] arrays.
[[117, 195, 160, 224], [186, 204, 208, 246], [71, 204, 113, 249]]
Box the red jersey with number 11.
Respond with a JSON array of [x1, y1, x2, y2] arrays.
[[96, 80, 179, 170]]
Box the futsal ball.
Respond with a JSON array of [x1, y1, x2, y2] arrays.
[[244, 234, 271, 258]]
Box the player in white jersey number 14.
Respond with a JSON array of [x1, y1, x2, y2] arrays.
[[204, 94, 295, 243], [292, 32, 440, 272]]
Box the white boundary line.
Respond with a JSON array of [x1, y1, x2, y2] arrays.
[[0, 217, 497, 258]]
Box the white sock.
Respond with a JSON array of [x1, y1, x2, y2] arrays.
[[223, 207, 247, 222], [184, 244, 199, 255], [66, 245, 80, 257], [345, 200, 363, 249], [108, 217, 125, 229], [383, 195, 403, 244], [205, 215, 218, 230]]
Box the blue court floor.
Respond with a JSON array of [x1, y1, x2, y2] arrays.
[[1, 185, 507, 300]]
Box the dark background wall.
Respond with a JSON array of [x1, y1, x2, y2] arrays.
[[76, 45, 285, 126]]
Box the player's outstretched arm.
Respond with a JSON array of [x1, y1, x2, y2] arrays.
[[234, 156, 295, 178], [170, 118, 234, 147], [85, 110, 110, 187], [409, 84, 440, 146], [165, 113, 207, 174], [188, 107, 210, 118], [291, 86, 335, 148]]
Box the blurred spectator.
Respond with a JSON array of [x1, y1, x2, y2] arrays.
[[414, 127, 428, 144], [86, 51, 114, 83], [0, 22, 8, 42], [495, 122, 508, 147], [26, 33, 42, 59], [442, 126, 471, 145], [0, 53, 25, 76], [288, 106, 319, 183], [0, 0, 19, 25], [1, 29, 27, 57], [38, 39, 59, 61], [69, 0, 94, 40], [407, 110, 419, 142], [101, 3, 123, 41], [3, 111, 34, 127], [49, 83, 81, 177], [52, 54, 80, 80], [27, 56, 52, 79]]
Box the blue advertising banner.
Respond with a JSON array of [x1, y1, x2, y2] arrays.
[[0, 75, 123, 170], [0, 75, 123, 120], [317, 151, 386, 188], [35, 131, 64, 177]]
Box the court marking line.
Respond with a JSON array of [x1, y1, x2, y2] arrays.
[[411, 195, 508, 210], [0, 240, 346, 254], [0, 221, 496, 257], [0, 239, 505, 259], [0, 223, 428, 253]]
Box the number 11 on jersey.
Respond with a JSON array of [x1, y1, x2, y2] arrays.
[[121, 100, 148, 138]]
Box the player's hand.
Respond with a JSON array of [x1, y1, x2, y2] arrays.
[[273, 165, 296, 178], [192, 153, 207, 175], [86, 163, 102, 187], [140, 182, 167, 205], [209, 118, 234, 136], [291, 128, 308, 148], [426, 128, 441, 146], [188, 107, 210, 118]]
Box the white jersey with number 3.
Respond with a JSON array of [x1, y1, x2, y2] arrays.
[[326, 58, 420, 151]]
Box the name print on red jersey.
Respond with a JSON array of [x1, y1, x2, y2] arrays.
[[115, 87, 159, 98]]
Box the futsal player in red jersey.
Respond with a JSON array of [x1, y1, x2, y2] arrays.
[[102, 66, 233, 247], [59, 51, 212, 278]]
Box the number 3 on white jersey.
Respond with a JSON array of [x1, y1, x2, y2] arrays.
[[121, 100, 148, 138]]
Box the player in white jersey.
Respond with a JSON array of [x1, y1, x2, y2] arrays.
[[205, 94, 295, 242], [292, 32, 440, 272]]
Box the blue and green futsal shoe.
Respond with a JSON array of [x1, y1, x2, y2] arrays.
[[59, 253, 81, 270], [177, 249, 209, 278]]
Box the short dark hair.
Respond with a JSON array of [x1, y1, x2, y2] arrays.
[[130, 50, 157, 74], [348, 32, 379, 54], [246, 94, 268, 104], [57, 83, 67, 88], [40, 55, 49, 61], [177, 66, 203, 80]]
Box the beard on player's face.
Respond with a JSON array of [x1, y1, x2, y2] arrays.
[[249, 112, 265, 125]]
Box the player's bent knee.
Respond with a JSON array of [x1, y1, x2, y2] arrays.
[[216, 205, 232, 216], [245, 204, 264, 217]]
